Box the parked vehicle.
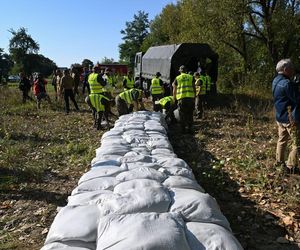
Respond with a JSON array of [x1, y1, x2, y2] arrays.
[[8, 75, 20, 82], [134, 43, 218, 94]]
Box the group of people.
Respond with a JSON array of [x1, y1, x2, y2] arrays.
[[148, 65, 212, 134]]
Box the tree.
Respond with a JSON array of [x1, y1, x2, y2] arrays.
[[27, 54, 57, 77], [0, 48, 13, 83], [8, 27, 40, 75], [81, 59, 93, 68], [119, 11, 150, 65], [101, 57, 115, 64]]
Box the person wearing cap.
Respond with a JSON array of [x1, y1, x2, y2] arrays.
[[123, 70, 135, 90], [60, 69, 79, 114], [151, 72, 164, 111], [115, 88, 145, 116], [172, 65, 196, 133]]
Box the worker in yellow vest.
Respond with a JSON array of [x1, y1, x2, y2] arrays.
[[86, 93, 110, 130], [151, 72, 164, 111], [87, 66, 107, 95], [194, 72, 207, 119], [156, 95, 177, 125], [172, 65, 196, 133], [115, 88, 145, 116], [102, 68, 116, 95], [123, 71, 135, 90]]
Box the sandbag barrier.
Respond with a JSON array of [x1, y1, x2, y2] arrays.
[[42, 111, 243, 250]]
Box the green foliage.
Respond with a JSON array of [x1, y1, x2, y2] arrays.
[[8, 27, 56, 76], [100, 57, 115, 64], [0, 49, 13, 81], [142, 0, 300, 94], [81, 59, 94, 68], [119, 11, 150, 65]]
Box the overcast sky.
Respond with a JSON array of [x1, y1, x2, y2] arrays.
[[0, 0, 177, 67]]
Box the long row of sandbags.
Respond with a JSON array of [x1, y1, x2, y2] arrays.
[[42, 111, 243, 250]]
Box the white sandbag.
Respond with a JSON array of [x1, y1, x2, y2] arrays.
[[78, 167, 125, 185], [91, 156, 122, 167], [145, 124, 167, 134], [123, 129, 147, 136], [114, 179, 163, 195], [116, 167, 167, 183], [147, 139, 173, 150], [186, 222, 243, 250], [121, 153, 156, 163], [125, 162, 161, 170], [163, 176, 205, 192], [101, 129, 124, 139], [169, 188, 231, 231], [96, 146, 129, 156], [45, 205, 99, 244], [151, 148, 176, 156], [71, 177, 119, 195], [67, 190, 113, 206], [146, 131, 168, 138], [100, 137, 127, 145], [98, 186, 171, 215], [159, 167, 195, 179], [96, 213, 190, 250], [123, 123, 145, 130], [41, 241, 95, 250], [131, 147, 151, 155], [157, 157, 190, 169]]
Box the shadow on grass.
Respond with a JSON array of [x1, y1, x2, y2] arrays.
[[0, 168, 68, 207], [0, 188, 68, 207], [168, 124, 299, 250]]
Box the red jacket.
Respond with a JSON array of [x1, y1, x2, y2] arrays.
[[33, 79, 47, 95]]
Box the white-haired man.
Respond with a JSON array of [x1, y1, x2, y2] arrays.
[[272, 58, 300, 174]]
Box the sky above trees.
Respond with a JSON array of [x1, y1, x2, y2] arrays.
[[0, 0, 176, 67]]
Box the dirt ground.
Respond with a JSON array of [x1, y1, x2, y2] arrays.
[[0, 92, 299, 250]]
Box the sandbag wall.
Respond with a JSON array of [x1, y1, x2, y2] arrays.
[[42, 111, 243, 250]]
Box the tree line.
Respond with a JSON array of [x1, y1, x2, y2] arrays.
[[119, 0, 300, 94], [0, 27, 57, 81]]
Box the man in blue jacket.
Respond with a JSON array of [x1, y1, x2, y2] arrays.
[[272, 58, 300, 174]]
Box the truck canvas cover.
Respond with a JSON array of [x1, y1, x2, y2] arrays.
[[141, 43, 218, 84]]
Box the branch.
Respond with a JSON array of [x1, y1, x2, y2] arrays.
[[221, 40, 245, 58], [243, 31, 266, 41], [248, 12, 268, 43]]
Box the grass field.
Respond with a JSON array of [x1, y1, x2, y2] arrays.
[[0, 83, 299, 249]]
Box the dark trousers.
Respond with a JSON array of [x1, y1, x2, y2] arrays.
[[64, 89, 79, 113], [178, 98, 195, 131], [115, 95, 130, 116], [82, 81, 90, 95], [152, 94, 163, 111], [195, 94, 206, 118], [22, 89, 33, 103]]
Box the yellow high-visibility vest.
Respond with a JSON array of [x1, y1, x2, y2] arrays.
[[89, 94, 109, 112], [119, 88, 142, 105], [123, 76, 134, 89], [176, 73, 194, 100], [88, 73, 104, 94], [159, 96, 174, 108], [151, 77, 163, 95]]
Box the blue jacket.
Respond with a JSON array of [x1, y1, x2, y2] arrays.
[[272, 74, 300, 123]]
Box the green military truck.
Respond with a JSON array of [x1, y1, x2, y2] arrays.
[[134, 43, 218, 95]]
